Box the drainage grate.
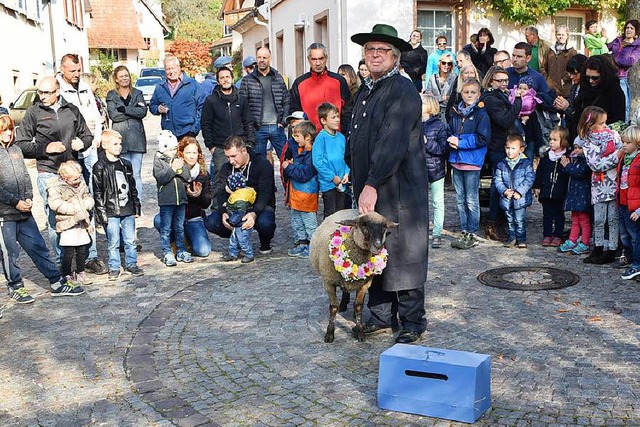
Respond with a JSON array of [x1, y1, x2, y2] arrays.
[[477, 266, 580, 290]]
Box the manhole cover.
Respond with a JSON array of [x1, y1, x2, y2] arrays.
[[477, 266, 580, 290]]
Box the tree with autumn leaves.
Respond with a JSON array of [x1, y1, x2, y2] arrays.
[[166, 40, 213, 76]]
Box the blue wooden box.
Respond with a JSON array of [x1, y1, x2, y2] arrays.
[[378, 344, 491, 423]]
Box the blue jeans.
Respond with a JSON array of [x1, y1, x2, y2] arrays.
[[157, 205, 186, 255], [121, 152, 144, 201], [106, 215, 137, 271], [619, 205, 640, 266], [229, 226, 253, 258], [429, 178, 445, 237], [452, 168, 481, 234], [255, 124, 286, 159], [205, 208, 276, 248], [487, 150, 505, 222], [185, 218, 211, 257], [0, 215, 61, 288], [505, 204, 527, 242], [620, 78, 630, 122], [290, 209, 317, 243]]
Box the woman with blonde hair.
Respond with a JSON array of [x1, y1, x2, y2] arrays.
[[425, 53, 457, 119], [106, 65, 148, 199]]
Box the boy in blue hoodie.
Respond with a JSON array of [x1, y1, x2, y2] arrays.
[[493, 134, 535, 248], [312, 103, 349, 219], [282, 120, 319, 259], [447, 78, 491, 249]]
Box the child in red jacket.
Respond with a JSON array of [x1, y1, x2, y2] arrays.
[[617, 125, 640, 280]]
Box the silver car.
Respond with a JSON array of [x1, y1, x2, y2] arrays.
[[134, 77, 163, 104]]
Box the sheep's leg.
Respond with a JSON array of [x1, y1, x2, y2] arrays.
[[338, 289, 350, 312], [354, 280, 373, 342], [324, 284, 340, 343]]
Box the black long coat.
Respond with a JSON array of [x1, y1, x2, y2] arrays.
[[348, 73, 429, 292]]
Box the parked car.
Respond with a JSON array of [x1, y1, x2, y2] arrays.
[[140, 67, 166, 79], [9, 86, 38, 127], [134, 77, 163, 104]]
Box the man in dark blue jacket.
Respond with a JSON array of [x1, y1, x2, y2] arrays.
[[149, 57, 206, 140]]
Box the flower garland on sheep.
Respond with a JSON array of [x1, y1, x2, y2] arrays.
[[329, 225, 388, 281]]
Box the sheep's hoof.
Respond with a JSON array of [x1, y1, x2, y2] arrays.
[[357, 332, 366, 342], [324, 333, 335, 343]]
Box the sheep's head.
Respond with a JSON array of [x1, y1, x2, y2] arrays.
[[337, 212, 398, 255]]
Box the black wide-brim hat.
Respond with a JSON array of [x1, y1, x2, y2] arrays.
[[351, 24, 413, 52]]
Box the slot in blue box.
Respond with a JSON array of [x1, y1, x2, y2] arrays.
[[378, 344, 491, 423]]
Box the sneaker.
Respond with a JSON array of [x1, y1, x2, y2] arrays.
[[50, 278, 85, 297], [108, 270, 121, 281], [542, 236, 553, 246], [259, 244, 272, 255], [75, 271, 93, 286], [460, 233, 479, 249], [558, 239, 577, 253], [503, 239, 516, 248], [85, 258, 108, 275], [298, 246, 310, 259], [550, 237, 563, 247], [125, 265, 144, 276], [9, 287, 35, 304], [431, 236, 442, 249], [451, 232, 468, 249], [240, 256, 255, 264], [612, 255, 631, 269], [222, 254, 238, 262], [287, 244, 305, 257], [163, 253, 177, 267], [571, 242, 590, 255], [176, 251, 194, 263], [621, 265, 640, 280], [517, 241, 528, 248]]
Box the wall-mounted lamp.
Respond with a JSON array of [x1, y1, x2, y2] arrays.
[[293, 13, 309, 30]]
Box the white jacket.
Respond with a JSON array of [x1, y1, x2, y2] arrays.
[[55, 73, 102, 152]]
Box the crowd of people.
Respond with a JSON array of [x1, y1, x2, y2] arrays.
[[1, 18, 640, 343]]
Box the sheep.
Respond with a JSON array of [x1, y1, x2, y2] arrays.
[[310, 209, 397, 343]]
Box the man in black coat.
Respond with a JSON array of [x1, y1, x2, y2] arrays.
[[349, 24, 429, 344], [201, 67, 255, 185]]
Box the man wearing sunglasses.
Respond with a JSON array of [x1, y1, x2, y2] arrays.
[[425, 35, 456, 83], [15, 76, 93, 265]]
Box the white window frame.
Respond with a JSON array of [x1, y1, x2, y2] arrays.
[[555, 12, 586, 54], [417, 6, 456, 52]]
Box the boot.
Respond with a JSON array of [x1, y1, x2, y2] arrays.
[[485, 220, 505, 241], [592, 249, 615, 265], [583, 246, 603, 264]]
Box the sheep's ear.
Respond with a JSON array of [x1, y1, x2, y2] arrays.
[[337, 219, 357, 227], [386, 221, 399, 229]]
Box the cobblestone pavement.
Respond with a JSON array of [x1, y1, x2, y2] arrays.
[[0, 115, 638, 426]]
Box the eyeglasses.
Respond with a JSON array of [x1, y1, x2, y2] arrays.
[[492, 78, 509, 83], [587, 75, 601, 81], [494, 59, 509, 64], [437, 42, 447, 46], [364, 46, 393, 56], [37, 90, 57, 96], [440, 61, 453, 66], [567, 69, 579, 75]]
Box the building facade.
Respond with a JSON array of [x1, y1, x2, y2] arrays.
[[221, 0, 619, 85]]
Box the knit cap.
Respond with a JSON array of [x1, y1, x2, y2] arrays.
[[227, 172, 248, 191], [157, 130, 178, 153], [518, 76, 535, 88]]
